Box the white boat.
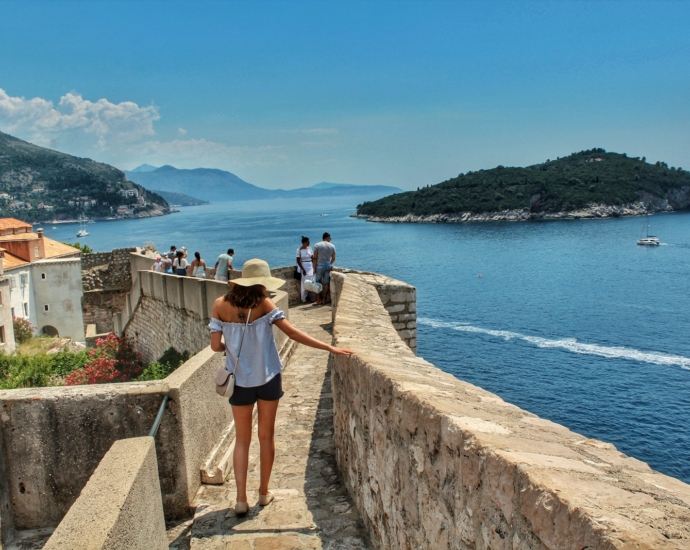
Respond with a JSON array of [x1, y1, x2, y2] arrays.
[[637, 214, 659, 246], [76, 220, 90, 238]]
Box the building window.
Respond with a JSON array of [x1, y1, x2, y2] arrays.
[[41, 273, 46, 280], [0, 326, 4, 344], [23, 303, 28, 316], [10, 307, 15, 318], [43, 304, 49, 313]]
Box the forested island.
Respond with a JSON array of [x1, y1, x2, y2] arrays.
[[356, 149, 690, 223], [0, 131, 170, 223]]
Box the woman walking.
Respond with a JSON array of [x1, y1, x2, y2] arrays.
[[296, 236, 314, 303], [190, 251, 207, 278], [209, 259, 354, 515]]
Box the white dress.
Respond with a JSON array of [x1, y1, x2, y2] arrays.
[[296, 247, 314, 302]]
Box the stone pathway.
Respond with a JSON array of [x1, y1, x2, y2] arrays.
[[188, 304, 371, 550]]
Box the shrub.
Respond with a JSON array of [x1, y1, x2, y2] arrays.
[[64, 335, 144, 386], [137, 347, 189, 381], [0, 351, 88, 390], [13, 317, 34, 344]]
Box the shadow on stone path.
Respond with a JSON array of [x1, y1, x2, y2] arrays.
[[188, 304, 371, 549]]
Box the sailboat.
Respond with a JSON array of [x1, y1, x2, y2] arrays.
[[637, 214, 659, 246], [76, 219, 90, 238]]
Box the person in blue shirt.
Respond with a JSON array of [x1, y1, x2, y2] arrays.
[[209, 259, 354, 516]]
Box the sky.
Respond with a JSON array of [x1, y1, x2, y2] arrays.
[[0, 0, 689, 190]]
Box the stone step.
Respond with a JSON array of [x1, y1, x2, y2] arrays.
[[199, 338, 297, 485]]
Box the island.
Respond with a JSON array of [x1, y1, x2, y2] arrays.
[[356, 149, 690, 223]]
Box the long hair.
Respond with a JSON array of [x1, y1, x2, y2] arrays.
[[224, 284, 266, 309], [194, 251, 201, 261]]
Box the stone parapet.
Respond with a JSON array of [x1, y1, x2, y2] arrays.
[[43, 437, 167, 550], [330, 269, 417, 353], [0, 345, 240, 534], [331, 273, 690, 549]]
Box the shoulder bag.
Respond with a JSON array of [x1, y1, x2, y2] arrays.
[[215, 308, 252, 397]]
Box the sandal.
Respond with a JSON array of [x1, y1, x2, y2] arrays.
[[234, 501, 249, 515], [258, 492, 274, 506]]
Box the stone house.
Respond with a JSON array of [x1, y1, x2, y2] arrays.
[[0, 250, 16, 353], [0, 218, 85, 341]]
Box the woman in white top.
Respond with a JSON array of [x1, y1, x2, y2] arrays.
[[190, 251, 207, 278], [296, 236, 314, 303], [210, 259, 354, 515], [173, 251, 188, 276]]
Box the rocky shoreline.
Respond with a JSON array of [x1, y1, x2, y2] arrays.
[[353, 200, 682, 224]]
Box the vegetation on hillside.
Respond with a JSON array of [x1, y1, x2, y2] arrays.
[[357, 149, 690, 218], [0, 130, 169, 222]]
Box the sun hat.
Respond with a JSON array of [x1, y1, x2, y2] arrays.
[[230, 259, 285, 291]]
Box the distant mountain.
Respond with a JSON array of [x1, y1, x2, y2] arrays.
[[125, 165, 402, 203], [130, 163, 158, 173], [311, 182, 356, 189], [151, 189, 209, 206], [0, 130, 169, 222], [356, 149, 690, 222]]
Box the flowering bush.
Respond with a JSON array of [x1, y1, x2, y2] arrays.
[[12, 317, 35, 344], [64, 335, 144, 386]]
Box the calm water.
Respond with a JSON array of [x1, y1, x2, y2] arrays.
[[50, 199, 690, 483]]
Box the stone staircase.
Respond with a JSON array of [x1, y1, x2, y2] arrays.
[[172, 304, 371, 550]]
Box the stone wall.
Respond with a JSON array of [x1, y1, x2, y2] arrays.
[[83, 289, 127, 334], [331, 273, 690, 549], [0, 346, 238, 534], [81, 248, 139, 334], [330, 269, 417, 353], [43, 437, 167, 550], [81, 247, 137, 287]]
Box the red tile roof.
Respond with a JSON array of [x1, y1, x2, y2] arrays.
[[0, 218, 32, 231]]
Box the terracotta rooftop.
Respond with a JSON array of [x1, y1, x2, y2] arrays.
[[43, 238, 80, 259], [2, 252, 29, 270], [0, 232, 41, 241], [0, 218, 32, 231]]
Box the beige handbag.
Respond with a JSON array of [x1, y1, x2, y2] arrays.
[[215, 308, 251, 397]]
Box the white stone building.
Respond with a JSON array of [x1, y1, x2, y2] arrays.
[[0, 218, 85, 342]]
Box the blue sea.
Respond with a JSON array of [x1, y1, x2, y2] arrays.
[[49, 199, 690, 483]]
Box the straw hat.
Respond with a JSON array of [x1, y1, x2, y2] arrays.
[[230, 259, 285, 291]]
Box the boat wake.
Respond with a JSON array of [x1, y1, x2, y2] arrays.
[[418, 318, 690, 370]]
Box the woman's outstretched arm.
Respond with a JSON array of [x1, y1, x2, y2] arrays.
[[273, 318, 355, 356]]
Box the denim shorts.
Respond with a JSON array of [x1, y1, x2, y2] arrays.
[[229, 374, 284, 406], [315, 263, 332, 285]]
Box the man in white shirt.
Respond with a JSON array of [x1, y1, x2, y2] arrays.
[[312, 232, 336, 305]]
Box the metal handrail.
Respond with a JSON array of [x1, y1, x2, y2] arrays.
[[148, 395, 169, 438]]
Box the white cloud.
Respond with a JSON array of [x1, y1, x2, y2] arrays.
[[0, 89, 285, 171], [0, 88, 159, 150]]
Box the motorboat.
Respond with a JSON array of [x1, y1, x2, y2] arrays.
[[637, 214, 659, 246], [637, 236, 660, 246]]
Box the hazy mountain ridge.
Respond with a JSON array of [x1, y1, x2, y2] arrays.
[[356, 149, 690, 222], [124, 166, 402, 202]]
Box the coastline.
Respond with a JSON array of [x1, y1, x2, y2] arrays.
[[44, 208, 174, 225], [353, 201, 677, 224]]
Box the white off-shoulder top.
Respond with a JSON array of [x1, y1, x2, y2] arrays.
[[208, 308, 286, 387]]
